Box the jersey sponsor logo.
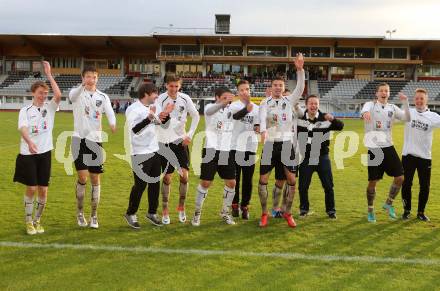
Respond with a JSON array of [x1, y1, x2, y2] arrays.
[[179, 106, 185, 113], [411, 120, 429, 131], [282, 113, 287, 121], [282, 102, 286, 110], [41, 109, 47, 118], [85, 106, 90, 116], [241, 115, 254, 124], [375, 121, 382, 129], [227, 111, 232, 119], [388, 111, 393, 118], [96, 100, 103, 107]]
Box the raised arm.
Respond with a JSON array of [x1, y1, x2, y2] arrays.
[[287, 53, 305, 106], [41, 61, 61, 105], [69, 84, 84, 103], [394, 93, 410, 122]]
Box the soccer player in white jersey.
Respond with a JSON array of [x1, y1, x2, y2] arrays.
[[69, 66, 116, 229], [14, 61, 61, 235], [401, 88, 440, 221], [191, 87, 236, 226], [258, 53, 305, 228], [229, 80, 260, 219], [156, 75, 200, 225], [361, 82, 410, 223], [124, 83, 174, 228]]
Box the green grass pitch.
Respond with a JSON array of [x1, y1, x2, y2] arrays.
[[1, 111, 440, 290]]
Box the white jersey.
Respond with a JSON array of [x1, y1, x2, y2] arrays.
[[125, 100, 160, 155], [204, 102, 234, 151], [156, 92, 200, 143], [18, 99, 57, 155], [291, 104, 305, 145], [259, 70, 305, 142], [230, 100, 260, 152], [361, 100, 409, 148], [402, 108, 440, 160], [69, 86, 116, 142]]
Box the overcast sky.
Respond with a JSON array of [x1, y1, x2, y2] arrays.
[[0, 0, 439, 39]]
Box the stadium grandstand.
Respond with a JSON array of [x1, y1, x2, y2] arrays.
[[1, 30, 440, 115]]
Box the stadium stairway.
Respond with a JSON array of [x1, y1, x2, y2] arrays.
[[318, 80, 340, 97], [323, 79, 369, 99], [354, 80, 408, 100], [400, 80, 440, 99], [0, 72, 33, 90]]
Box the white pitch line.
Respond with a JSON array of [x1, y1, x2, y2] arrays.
[[0, 241, 439, 266]]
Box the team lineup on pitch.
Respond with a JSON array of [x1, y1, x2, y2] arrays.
[[9, 55, 440, 236]]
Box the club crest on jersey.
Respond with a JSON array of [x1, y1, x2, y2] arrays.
[[282, 102, 286, 110], [227, 112, 232, 119], [85, 106, 90, 115], [388, 111, 393, 118], [41, 109, 47, 117], [179, 106, 184, 112], [282, 113, 287, 121], [376, 121, 382, 129], [96, 100, 103, 107]]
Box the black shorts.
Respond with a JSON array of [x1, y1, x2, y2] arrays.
[[367, 146, 403, 181], [260, 141, 297, 180], [72, 137, 104, 174], [200, 148, 235, 181], [131, 152, 162, 183], [159, 141, 190, 174], [13, 151, 52, 186]]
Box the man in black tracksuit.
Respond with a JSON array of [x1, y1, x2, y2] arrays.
[[296, 95, 344, 219]]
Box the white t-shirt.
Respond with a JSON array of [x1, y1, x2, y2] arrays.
[[69, 86, 116, 142], [125, 100, 160, 155], [230, 100, 260, 152], [259, 70, 305, 142], [18, 99, 57, 155], [204, 102, 234, 151], [156, 92, 200, 144], [361, 100, 409, 148], [402, 108, 440, 160]]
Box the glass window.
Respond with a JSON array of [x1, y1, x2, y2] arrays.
[[224, 46, 243, 56], [292, 47, 310, 57], [331, 66, 354, 75], [267, 46, 287, 57], [161, 45, 180, 55], [310, 47, 330, 58], [212, 64, 223, 73], [334, 47, 355, 58], [355, 48, 375, 58], [204, 45, 223, 56], [181, 45, 200, 56], [379, 48, 393, 59], [393, 48, 408, 59], [247, 46, 267, 57]]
